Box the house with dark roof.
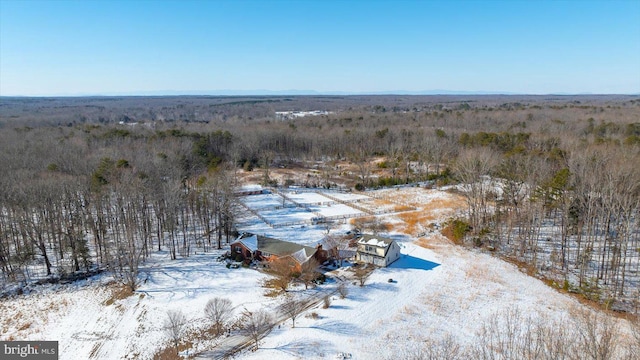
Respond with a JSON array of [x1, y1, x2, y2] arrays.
[[355, 234, 401, 267], [230, 233, 327, 267]]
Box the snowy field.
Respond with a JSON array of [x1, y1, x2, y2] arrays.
[[1, 187, 636, 359], [234, 241, 597, 359], [237, 190, 374, 246], [312, 203, 364, 218], [315, 192, 370, 202], [0, 248, 275, 359], [284, 191, 332, 204], [241, 193, 293, 210], [259, 208, 318, 226]]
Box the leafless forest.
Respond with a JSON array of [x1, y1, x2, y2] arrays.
[[1, 95, 639, 315]]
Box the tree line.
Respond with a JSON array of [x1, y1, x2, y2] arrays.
[[0, 96, 638, 312]]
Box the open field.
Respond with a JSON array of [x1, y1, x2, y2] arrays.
[[2, 186, 638, 359]]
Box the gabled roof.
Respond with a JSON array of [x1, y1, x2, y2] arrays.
[[257, 235, 316, 259], [356, 234, 394, 248], [231, 234, 259, 252], [233, 233, 317, 263], [290, 247, 314, 264]]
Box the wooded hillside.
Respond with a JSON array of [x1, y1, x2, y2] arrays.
[[1, 95, 638, 313]]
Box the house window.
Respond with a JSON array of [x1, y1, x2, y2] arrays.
[[234, 247, 241, 253], [365, 245, 374, 252]]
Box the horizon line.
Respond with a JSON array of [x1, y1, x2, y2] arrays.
[[2, 89, 640, 97]]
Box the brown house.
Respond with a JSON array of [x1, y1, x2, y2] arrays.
[[230, 233, 327, 267]]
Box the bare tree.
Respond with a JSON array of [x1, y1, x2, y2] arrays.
[[239, 308, 273, 349], [298, 257, 320, 290], [337, 283, 348, 299], [453, 148, 499, 233], [626, 316, 640, 360], [265, 258, 295, 293], [383, 333, 466, 360], [353, 264, 374, 286], [280, 295, 306, 328], [164, 309, 187, 355], [323, 234, 349, 266], [472, 306, 575, 360], [351, 217, 387, 236], [204, 297, 234, 336], [570, 307, 620, 360]]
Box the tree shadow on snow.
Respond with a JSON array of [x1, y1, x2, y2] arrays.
[[365, 282, 400, 292], [264, 339, 332, 358], [305, 320, 362, 336], [327, 304, 351, 310]]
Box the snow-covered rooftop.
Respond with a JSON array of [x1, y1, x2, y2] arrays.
[[357, 234, 393, 248], [232, 234, 258, 252], [290, 248, 312, 264]]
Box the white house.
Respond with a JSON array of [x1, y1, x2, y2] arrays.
[[355, 234, 401, 267]]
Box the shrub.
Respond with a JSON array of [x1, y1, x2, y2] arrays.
[[377, 177, 404, 188], [337, 284, 348, 299], [305, 312, 319, 319], [442, 219, 471, 244], [243, 160, 254, 171], [322, 295, 331, 309]]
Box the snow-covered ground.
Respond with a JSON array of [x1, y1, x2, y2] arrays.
[[1, 187, 636, 359], [1, 249, 275, 359], [242, 193, 291, 210], [236, 238, 607, 359]]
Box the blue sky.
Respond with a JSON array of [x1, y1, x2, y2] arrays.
[[1, 0, 639, 96]]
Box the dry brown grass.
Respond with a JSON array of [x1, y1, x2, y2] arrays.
[[463, 261, 506, 286], [152, 321, 222, 360], [397, 211, 436, 235], [422, 197, 466, 213], [401, 305, 420, 316], [393, 204, 414, 212], [503, 256, 538, 277], [440, 224, 461, 245], [104, 284, 134, 306], [414, 236, 451, 250], [153, 331, 197, 360], [350, 216, 374, 227], [153, 346, 184, 360], [305, 311, 320, 319], [371, 198, 393, 207]]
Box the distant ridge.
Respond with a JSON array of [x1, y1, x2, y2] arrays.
[[99, 89, 520, 96], [3, 89, 639, 97]]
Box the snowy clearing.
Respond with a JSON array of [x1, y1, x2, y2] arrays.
[[1, 187, 636, 359]]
